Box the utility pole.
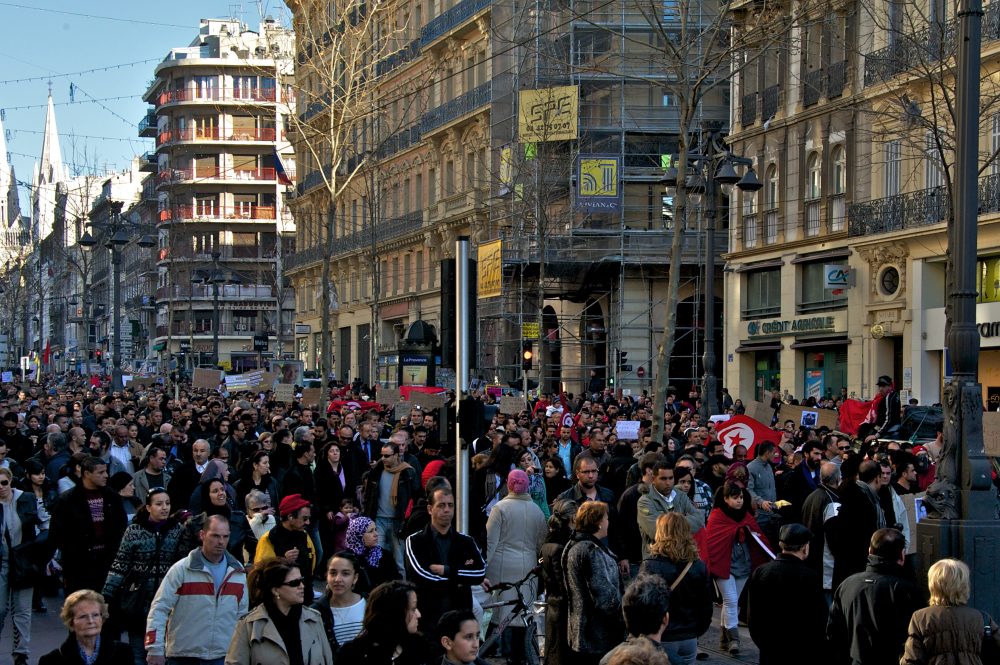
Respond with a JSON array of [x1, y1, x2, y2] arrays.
[[916, 0, 1000, 616]]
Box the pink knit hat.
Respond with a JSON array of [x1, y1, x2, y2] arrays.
[[507, 469, 530, 495]]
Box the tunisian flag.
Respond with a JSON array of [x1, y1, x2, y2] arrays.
[[327, 400, 381, 413], [837, 396, 885, 436], [715, 415, 782, 459]]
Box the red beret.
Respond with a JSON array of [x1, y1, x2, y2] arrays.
[[279, 494, 310, 517]]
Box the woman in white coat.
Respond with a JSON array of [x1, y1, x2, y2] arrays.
[[486, 469, 548, 664]]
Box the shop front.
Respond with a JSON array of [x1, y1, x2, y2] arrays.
[[924, 300, 1000, 410]]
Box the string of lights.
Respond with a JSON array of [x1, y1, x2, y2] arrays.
[[0, 58, 162, 85]]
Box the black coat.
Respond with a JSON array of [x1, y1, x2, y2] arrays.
[[827, 555, 925, 665], [314, 461, 346, 516], [540, 530, 571, 665], [403, 523, 485, 635], [638, 556, 713, 642], [747, 554, 829, 664], [38, 635, 133, 665], [310, 589, 368, 658], [555, 482, 626, 561], [166, 461, 202, 511], [778, 462, 820, 525], [333, 633, 432, 665], [49, 484, 127, 593], [600, 454, 636, 500], [616, 483, 644, 563], [282, 461, 318, 504], [355, 550, 401, 594], [832, 482, 884, 590], [362, 461, 419, 521], [801, 485, 840, 580]]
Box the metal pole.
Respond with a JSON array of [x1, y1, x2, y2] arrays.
[[212, 251, 221, 369], [112, 245, 123, 392], [455, 236, 470, 534], [700, 129, 719, 421]]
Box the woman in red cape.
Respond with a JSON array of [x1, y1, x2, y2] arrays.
[[700, 480, 774, 655]]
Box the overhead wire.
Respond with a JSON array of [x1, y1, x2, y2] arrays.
[[0, 58, 163, 85], [0, 3, 194, 29]]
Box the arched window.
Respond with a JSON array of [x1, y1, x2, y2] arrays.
[[832, 146, 846, 194], [807, 153, 822, 199], [766, 165, 779, 209]]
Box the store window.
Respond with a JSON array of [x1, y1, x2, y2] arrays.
[[743, 268, 781, 319], [977, 256, 1000, 303], [800, 260, 849, 313]]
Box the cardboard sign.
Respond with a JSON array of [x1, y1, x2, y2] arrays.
[[2, 371, 14, 383], [747, 400, 776, 427], [377, 388, 402, 405], [301, 388, 322, 405], [248, 371, 277, 389], [225, 373, 250, 390], [412, 392, 446, 409], [983, 411, 1000, 457], [778, 403, 839, 431], [193, 368, 222, 390], [273, 382, 295, 404], [499, 396, 524, 415], [615, 420, 641, 440]]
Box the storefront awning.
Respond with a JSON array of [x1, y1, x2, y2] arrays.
[[790, 249, 853, 264], [734, 344, 784, 353], [153, 342, 166, 351], [735, 260, 784, 273], [789, 338, 852, 349]]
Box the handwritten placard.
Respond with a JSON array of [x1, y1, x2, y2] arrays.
[[193, 368, 222, 390], [377, 388, 402, 405], [499, 396, 524, 415], [225, 373, 250, 390], [983, 411, 1000, 457], [412, 392, 446, 409], [615, 420, 641, 440], [273, 382, 295, 404], [486, 385, 502, 399], [301, 388, 322, 405]]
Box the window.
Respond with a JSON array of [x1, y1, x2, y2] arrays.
[[832, 146, 846, 194], [991, 115, 1000, 175], [885, 140, 901, 196], [879, 266, 901, 296], [193, 76, 219, 100], [428, 168, 436, 205], [765, 165, 779, 209], [807, 153, 822, 199], [978, 257, 1000, 303], [800, 261, 848, 312], [744, 269, 781, 318], [926, 131, 944, 188]]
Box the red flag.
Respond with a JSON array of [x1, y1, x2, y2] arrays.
[[558, 390, 578, 442], [838, 398, 876, 435], [715, 415, 782, 459], [327, 400, 381, 413], [43, 340, 50, 364]]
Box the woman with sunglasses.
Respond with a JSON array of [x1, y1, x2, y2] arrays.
[[103, 488, 184, 665], [0, 466, 43, 665], [226, 556, 332, 665]]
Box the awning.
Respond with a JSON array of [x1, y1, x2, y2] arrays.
[[153, 342, 166, 351], [735, 260, 784, 273], [734, 344, 784, 353], [789, 338, 852, 349], [790, 249, 853, 264]]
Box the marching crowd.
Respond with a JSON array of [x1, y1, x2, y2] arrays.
[[0, 371, 995, 665]]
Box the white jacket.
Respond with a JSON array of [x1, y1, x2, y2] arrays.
[[145, 548, 248, 659]]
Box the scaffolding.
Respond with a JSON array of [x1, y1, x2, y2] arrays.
[[478, 0, 727, 395]]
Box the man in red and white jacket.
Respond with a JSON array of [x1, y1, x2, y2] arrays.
[[145, 515, 248, 665]]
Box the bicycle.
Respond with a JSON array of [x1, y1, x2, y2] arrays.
[[479, 567, 543, 665]]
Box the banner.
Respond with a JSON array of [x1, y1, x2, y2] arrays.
[[716, 415, 783, 458], [498, 145, 513, 195], [478, 239, 502, 299], [576, 155, 621, 212], [518, 86, 578, 142]]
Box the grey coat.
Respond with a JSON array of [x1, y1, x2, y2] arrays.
[[561, 531, 623, 654], [636, 485, 704, 559], [746, 458, 777, 503], [485, 492, 548, 625]]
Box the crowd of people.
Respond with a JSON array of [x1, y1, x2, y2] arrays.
[[0, 371, 995, 665]]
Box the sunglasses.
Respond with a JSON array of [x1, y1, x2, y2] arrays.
[[280, 578, 305, 587], [0, 480, 7, 487], [381, 453, 396, 458]]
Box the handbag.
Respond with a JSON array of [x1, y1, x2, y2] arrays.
[[117, 569, 150, 615], [670, 561, 694, 591], [980, 610, 1000, 661], [6, 542, 42, 590]]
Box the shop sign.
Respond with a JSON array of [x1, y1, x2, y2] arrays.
[[979, 322, 1000, 338], [824, 266, 851, 289], [747, 316, 835, 337]]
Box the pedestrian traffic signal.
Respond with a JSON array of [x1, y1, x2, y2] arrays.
[[522, 341, 533, 371]]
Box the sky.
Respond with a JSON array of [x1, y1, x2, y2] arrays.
[[0, 0, 292, 215]]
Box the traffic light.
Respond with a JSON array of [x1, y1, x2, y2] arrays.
[[522, 340, 533, 371], [618, 349, 628, 369], [95, 350, 102, 361]]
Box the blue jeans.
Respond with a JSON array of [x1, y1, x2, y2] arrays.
[[375, 516, 404, 576], [307, 520, 323, 571], [662, 638, 698, 665]]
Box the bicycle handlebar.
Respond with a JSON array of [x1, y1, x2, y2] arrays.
[[484, 566, 540, 593]]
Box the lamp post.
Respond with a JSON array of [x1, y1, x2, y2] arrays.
[[191, 252, 244, 369], [79, 201, 157, 392], [660, 121, 761, 422]]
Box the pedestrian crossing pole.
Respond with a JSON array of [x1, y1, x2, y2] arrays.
[[455, 236, 471, 534]]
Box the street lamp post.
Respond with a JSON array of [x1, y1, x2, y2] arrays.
[[191, 252, 243, 370], [661, 121, 761, 422]]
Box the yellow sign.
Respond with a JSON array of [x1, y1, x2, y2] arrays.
[[580, 157, 618, 197], [518, 86, 578, 142], [217, 361, 232, 371], [478, 239, 502, 299], [522, 322, 539, 339]]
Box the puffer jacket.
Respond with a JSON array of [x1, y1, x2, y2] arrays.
[[225, 603, 332, 665], [638, 555, 713, 641], [901, 605, 1000, 665], [145, 548, 248, 659], [561, 531, 623, 654], [102, 514, 184, 631]]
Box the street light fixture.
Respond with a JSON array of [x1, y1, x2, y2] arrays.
[[190, 252, 249, 370]]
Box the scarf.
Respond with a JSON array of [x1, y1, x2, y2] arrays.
[[266, 601, 304, 665], [345, 516, 383, 568], [381, 457, 412, 507], [856, 480, 887, 529], [703, 506, 773, 579], [799, 461, 819, 492]]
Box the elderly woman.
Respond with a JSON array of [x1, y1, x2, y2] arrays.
[[486, 469, 548, 663], [38, 590, 132, 665], [345, 516, 399, 594], [244, 488, 277, 564], [901, 558, 1000, 664], [562, 501, 623, 665]]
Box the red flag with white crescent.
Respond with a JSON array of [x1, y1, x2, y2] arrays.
[[715, 415, 782, 459]]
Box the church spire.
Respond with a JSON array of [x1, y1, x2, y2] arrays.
[[38, 92, 65, 187]]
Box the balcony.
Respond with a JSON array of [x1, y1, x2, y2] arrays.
[[157, 167, 279, 185], [285, 211, 425, 271], [847, 185, 948, 237], [295, 165, 333, 197], [139, 151, 158, 172], [740, 92, 757, 127], [154, 87, 281, 108], [803, 69, 824, 107], [156, 284, 280, 300], [827, 61, 847, 98], [761, 85, 780, 121], [299, 90, 331, 123], [375, 124, 421, 160], [157, 323, 293, 338], [421, 81, 491, 134], [156, 127, 279, 147], [159, 205, 278, 222], [157, 244, 276, 262], [376, 39, 421, 77], [422, 0, 491, 47], [138, 110, 158, 137], [433, 189, 487, 220]]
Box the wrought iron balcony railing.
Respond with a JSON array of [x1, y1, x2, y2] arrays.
[[420, 81, 491, 134], [740, 92, 757, 127], [422, 0, 492, 46], [376, 40, 421, 77], [761, 85, 780, 121], [803, 69, 824, 106], [375, 124, 421, 160], [827, 61, 847, 98], [285, 211, 424, 271]]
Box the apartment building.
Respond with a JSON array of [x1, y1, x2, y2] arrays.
[[143, 17, 297, 372]]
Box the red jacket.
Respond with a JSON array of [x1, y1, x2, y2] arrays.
[[702, 507, 773, 579]]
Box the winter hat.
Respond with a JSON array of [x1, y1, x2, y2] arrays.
[[422, 460, 446, 488], [279, 493, 310, 517], [507, 469, 530, 495], [108, 472, 134, 493]]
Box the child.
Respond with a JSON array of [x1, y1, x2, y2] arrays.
[[438, 609, 489, 665], [332, 497, 357, 553]]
